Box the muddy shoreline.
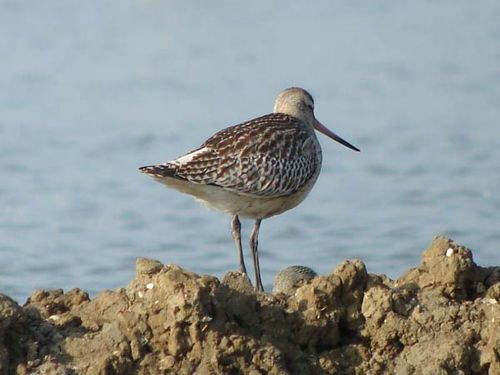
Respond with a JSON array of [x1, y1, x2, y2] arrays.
[[1, 236, 499, 374]]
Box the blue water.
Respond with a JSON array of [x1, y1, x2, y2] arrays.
[[1, 1, 499, 303]]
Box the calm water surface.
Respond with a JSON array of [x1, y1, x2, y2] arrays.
[[1, 1, 499, 302]]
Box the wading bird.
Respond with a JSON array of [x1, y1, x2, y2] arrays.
[[140, 87, 359, 291]]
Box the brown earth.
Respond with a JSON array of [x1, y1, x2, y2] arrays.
[[0, 236, 499, 374]]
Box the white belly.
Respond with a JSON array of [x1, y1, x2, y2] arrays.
[[153, 172, 320, 219]]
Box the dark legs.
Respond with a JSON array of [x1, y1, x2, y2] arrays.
[[231, 216, 264, 292], [231, 215, 247, 275], [249, 218, 264, 292]]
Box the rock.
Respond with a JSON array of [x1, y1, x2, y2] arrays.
[[0, 294, 23, 374], [222, 271, 254, 294], [399, 236, 476, 300], [135, 257, 163, 276], [0, 236, 498, 374], [333, 259, 368, 330]]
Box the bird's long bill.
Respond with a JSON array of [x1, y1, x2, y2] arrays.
[[313, 119, 360, 152]]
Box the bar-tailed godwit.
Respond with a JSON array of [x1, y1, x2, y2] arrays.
[[273, 265, 318, 295], [140, 87, 359, 291]]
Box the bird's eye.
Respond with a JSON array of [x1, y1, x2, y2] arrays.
[[306, 103, 314, 111]]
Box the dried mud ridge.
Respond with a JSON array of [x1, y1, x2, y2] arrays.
[[1, 236, 499, 375]]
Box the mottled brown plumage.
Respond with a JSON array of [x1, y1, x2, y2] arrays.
[[143, 113, 319, 198], [140, 87, 359, 291]]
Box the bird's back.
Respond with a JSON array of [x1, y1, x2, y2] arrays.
[[148, 113, 322, 199]]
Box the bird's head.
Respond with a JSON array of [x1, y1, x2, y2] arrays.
[[273, 87, 360, 152]]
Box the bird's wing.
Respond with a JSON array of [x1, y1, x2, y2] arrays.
[[167, 113, 320, 197]]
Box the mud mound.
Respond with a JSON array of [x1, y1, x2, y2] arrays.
[[0, 236, 499, 374]]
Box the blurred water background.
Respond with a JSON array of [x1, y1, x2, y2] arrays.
[[1, 1, 499, 303]]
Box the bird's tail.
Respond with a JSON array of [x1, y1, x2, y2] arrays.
[[139, 164, 178, 178]]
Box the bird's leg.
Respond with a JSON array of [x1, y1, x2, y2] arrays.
[[249, 218, 264, 292], [231, 215, 247, 275]]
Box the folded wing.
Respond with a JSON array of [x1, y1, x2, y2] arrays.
[[146, 113, 320, 198]]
